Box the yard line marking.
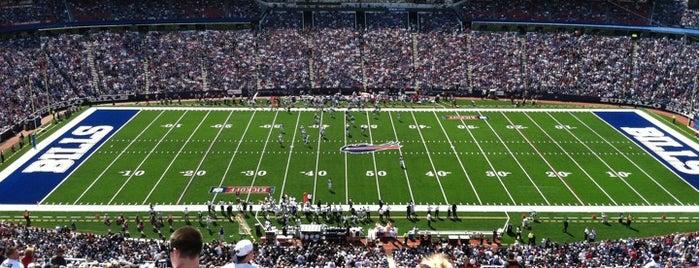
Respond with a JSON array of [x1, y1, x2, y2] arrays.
[[545, 112, 650, 205], [277, 111, 302, 200], [110, 111, 199, 205], [458, 112, 517, 205], [72, 110, 163, 205], [210, 110, 256, 203], [365, 111, 382, 201], [468, 111, 549, 205], [311, 112, 324, 203], [409, 111, 449, 204], [573, 113, 683, 204], [388, 111, 415, 203], [500, 112, 590, 205], [432, 111, 483, 204], [521, 112, 616, 204], [343, 110, 349, 203], [173, 111, 234, 204], [244, 111, 279, 203]]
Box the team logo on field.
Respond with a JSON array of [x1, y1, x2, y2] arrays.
[[340, 141, 401, 154]]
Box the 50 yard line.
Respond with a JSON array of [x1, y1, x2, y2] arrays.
[[365, 111, 382, 201]]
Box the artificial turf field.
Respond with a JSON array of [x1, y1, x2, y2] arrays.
[[1, 103, 698, 243]]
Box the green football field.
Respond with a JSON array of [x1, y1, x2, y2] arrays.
[[28, 106, 699, 209]]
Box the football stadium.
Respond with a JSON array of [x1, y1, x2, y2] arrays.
[[0, 0, 699, 267]]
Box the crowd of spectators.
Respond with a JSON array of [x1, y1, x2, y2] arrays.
[[2, 18, 699, 130], [1, 0, 699, 29], [392, 231, 699, 267], [461, 0, 651, 25], [67, 0, 259, 22], [2, 213, 699, 267]]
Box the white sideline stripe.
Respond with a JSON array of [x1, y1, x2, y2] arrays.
[[89, 106, 638, 113], [475, 111, 548, 205], [2, 204, 698, 213]]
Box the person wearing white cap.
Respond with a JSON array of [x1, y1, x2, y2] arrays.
[[222, 240, 257, 268]]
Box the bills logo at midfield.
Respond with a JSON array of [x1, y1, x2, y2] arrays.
[[340, 141, 401, 154]]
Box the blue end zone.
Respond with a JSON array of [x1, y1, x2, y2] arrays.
[[0, 109, 138, 204], [595, 111, 699, 191]]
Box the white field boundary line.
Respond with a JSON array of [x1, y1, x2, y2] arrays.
[[175, 111, 234, 205], [89, 106, 639, 113], [461, 112, 517, 204], [311, 112, 324, 202], [72, 110, 164, 204], [3, 204, 699, 213], [364, 111, 382, 200], [629, 110, 699, 193], [211, 110, 258, 204], [471, 111, 549, 205], [545, 112, 650, 205], [113, 111, 207, 205], [388, 111, 415, 202], [409, 111, 449, 204], [244, 111, 279, 204], [571, 113, 683, 204], [499, 112, 587, 205], [277, 111, 301, 200]]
